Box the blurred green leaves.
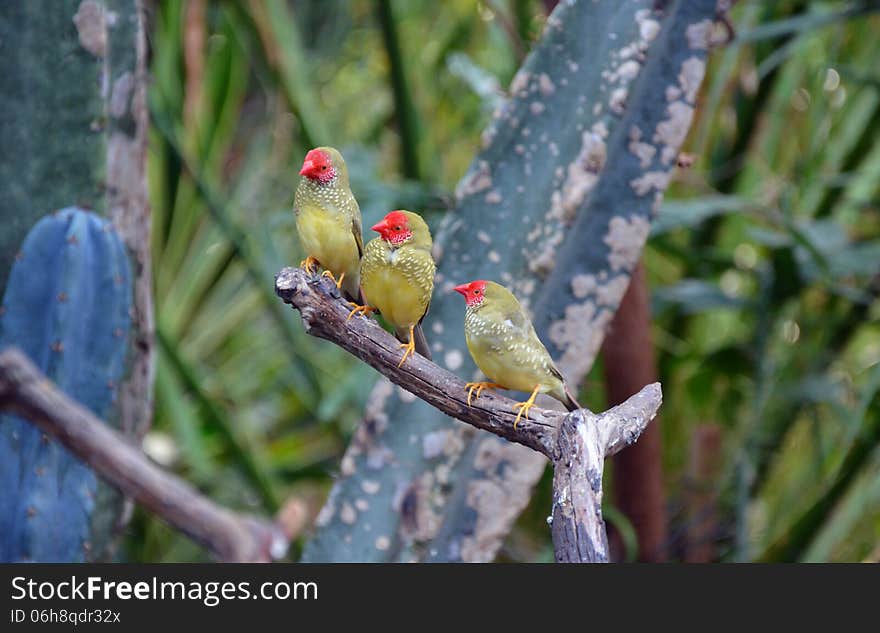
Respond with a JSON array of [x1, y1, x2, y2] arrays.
[[652, 0, 880, 562]]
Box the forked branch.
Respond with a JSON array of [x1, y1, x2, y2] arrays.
[[275, 266, 663, 562]]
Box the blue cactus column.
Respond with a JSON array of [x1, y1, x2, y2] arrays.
[[0, 209, 133, 562], [0, 1, 153, 560]]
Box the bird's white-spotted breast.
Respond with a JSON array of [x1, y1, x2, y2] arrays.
[[294, 175, 360, 280], [361, 239, 434, 329]]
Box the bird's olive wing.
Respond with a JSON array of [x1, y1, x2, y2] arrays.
[[501, 301, 532, 337], [481, 302, 530, 353], [504, 301, 563, 379], [350, 199, 364, 258], [418, 298, 431, 325], [548, 363, 566, 384]]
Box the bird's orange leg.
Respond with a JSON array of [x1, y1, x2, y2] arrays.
[[398, 325, 417, 367], [512, 386, 541, 430], [322, 270, 345, 289], [347, 301, 375, 321], [464, 382, 503, 407], [300, 255, 319, 275]]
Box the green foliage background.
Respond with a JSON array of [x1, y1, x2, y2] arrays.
[[132, 0, 880, 562]]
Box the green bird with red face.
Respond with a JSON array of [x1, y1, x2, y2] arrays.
[[454, 280, 581, 427], [350, 210, 434, 367], [294, 147, 363, 301]]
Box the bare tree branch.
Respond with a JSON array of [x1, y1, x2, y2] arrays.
[[552, 384, 663, 562], [551, 410, 608, 562], [275, 266, 663, 562], [0, 348, 288, 563], [274, 267, 561, 458], [599, 383, 663, 458]]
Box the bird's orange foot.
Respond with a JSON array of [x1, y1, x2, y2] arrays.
[[512, 386, 541, 430], [300, 256, 319, 275], [322, 270, 345, 289], [398, 338, 416, 368], [347, 302, 375, 321], [464, 382, 502, 407]]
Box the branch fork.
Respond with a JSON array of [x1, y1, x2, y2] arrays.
[[275, 266, 662, 562]]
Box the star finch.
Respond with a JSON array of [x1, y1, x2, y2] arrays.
[[352, 210, 434, 366], [454, 280, 581, 427], [294, 147, 364, 301]]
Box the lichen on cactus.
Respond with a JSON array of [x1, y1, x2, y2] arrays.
[[0, 208, 132, 562]]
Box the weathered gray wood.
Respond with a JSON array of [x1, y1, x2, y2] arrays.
[[552, 411, 609, 562], [552, 384, 663, 562]]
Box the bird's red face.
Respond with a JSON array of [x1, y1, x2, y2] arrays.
[[372, 210, 413, 245], [299, 149, 336, 184], [454, 280, 488, 307]]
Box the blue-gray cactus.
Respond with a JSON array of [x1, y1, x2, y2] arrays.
[[0, 208, 133, 562], [0, 0, 151, 560]]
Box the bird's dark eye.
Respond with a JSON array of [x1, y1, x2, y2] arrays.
[[321, 165, 327, 170], [394, 226, 401, 231], [475, 289, 481, 294]]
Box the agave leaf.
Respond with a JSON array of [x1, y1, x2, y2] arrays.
[[758, 361, 880, 562], [652, 196, 752, 236], [734, 4, 879, 44]]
